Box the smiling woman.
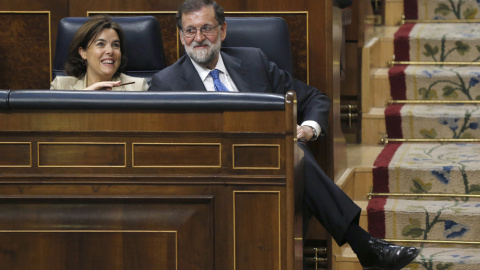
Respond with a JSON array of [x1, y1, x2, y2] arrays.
[[50, 15, 148, 91]]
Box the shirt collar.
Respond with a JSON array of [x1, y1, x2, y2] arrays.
[[190, 53, 228, 82]]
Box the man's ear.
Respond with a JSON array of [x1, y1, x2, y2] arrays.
[[179, 29, 186, 46], [220, 21, 227, 41]]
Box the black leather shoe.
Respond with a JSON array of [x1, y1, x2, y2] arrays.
[[359, 237, 419, 270]]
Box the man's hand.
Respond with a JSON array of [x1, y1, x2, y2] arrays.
[[297, 125, 314, 142]]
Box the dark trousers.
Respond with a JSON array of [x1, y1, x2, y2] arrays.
[[298, 142, 361, 246]]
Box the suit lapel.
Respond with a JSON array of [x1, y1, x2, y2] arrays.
[[179, 56, 207, 91], [221, 51, 252, 92]]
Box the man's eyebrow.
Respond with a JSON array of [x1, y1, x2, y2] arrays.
[[185, 23, 213, 28]]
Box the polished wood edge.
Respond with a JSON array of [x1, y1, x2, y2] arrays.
[[284, 90, 299, 270], [0, 194, 215, 200]]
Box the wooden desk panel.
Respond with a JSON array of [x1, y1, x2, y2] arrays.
[[0, 195, 212, 270], [0, 93, 302, 270]]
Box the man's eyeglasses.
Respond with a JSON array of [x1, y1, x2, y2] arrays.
[[182, 24, 221, 38]]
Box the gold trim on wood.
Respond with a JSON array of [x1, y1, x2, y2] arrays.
[[132, 142, 222, 168], [0, 11, 52, 83], [87, 11, 178, 16], [381, 138, 480, 143], [0, 142, 32, 167], [0, 230, 177, 233], [390, 60, 480, 66], [368, 192, 480, 199], [385, 239, 480, 245], [233, 191, 281, 270], [232, 144, 281, 170], [37, 142, 127, 168], [403, 19, 480, 24], [388, 100, 480, 104]]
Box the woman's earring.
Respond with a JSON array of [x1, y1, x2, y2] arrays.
[[82, 58, 87, 65]]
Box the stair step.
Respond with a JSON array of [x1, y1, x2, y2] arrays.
[[412, 246, 480, 269], [368, 198, 480, 242], [404, 0, 480, 21], [334, 245, 480, 270], [373, 142, 480, 194], [389, 65, 480, 101], [394, 23, 480, 63], [385, 104, 480, 139]]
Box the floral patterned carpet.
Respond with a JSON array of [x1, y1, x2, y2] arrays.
[[385, 104, 480, 139], [369, 143, 480, 269], [394, 23, 480, 62], [389, 65, 480, 101], [404, 0, 480, 21], [367, 0, 480, 268]]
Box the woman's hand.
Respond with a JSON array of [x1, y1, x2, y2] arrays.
[[85, 81, 121, 90]]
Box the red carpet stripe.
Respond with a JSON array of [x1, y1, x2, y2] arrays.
[[403, 0, 418, 20], [367, 197, 388, 239], [373, 142, 403, 193], [388, 65, 408, 100], [394, 23, 416, 61], [385, 104, 404, 139]]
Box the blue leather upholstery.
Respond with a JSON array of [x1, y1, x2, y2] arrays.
[[2, 90, 285, 111], [0, 90, 9, 110], [223, 17, 293, 74], [53, 16, 166, 82]]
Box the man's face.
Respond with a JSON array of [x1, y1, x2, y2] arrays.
[[180, 6, 227, 69]]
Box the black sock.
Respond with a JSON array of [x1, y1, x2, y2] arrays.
[[343, 222, 372, 261]]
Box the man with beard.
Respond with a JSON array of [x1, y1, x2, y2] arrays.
[[150, 1, 419, 269]]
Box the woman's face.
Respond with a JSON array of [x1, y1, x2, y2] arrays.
[[79, 28, 121, 81]]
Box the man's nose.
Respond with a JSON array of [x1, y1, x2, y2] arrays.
[[194, 30, 206, 42]]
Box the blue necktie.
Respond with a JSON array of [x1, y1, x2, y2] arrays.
[[209, 69, 230, 92]]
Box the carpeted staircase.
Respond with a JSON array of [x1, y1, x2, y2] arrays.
[[366, 0, 480, 269]]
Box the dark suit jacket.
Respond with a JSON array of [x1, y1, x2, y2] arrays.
[[150, 47, 331, 135]]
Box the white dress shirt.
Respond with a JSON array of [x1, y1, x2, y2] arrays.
[[190, 54, 238, 92], [189, 55, 321, 139]]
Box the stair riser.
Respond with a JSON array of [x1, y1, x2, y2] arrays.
[[368, 198, 480, 242]]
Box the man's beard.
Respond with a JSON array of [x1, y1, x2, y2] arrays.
[[184, 34, 221, 67]]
